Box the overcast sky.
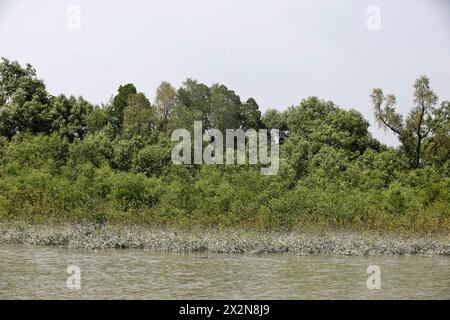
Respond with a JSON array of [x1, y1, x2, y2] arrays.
[[0, 0, 449, 146]]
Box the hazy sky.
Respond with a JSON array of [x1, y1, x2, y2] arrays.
[[0, 0, 449, 145]]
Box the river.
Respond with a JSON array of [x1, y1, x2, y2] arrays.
[[0, 244, 449, 299]]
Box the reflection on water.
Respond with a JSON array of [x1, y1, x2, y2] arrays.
[[0, 245, 449, 299]]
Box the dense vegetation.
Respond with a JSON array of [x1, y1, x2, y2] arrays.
[[0, 58, 448, 233]]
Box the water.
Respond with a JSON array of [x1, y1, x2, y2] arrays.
[[0, 244, 449, 299]]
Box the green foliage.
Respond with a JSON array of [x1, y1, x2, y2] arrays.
[[241, 98, 262, 130], [168, 79, 263, 133], [371, 76, 443, 169], [3, 133, 69, 169], [112, 138, 141, 171], [287, 97, 378, 155], [133, 143, 171, 176], [108, 83, 137, 136], [424, 101, 450, 175], [68, 133, 113, 168], [262, 109, 288, 142], [0, 58, 449, 232], [0, 58, 52, 138], [155, 81, 177, 131], [50, 95, 93, 141], [123, 92, 157, 139], [86, 105, 108, 134], [111, 173, 162, 208]]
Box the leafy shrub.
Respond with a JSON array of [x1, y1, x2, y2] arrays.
[[111, 173, 162, 208]]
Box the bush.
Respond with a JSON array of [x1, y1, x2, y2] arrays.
[[133, 144, 171, 176], [111, 173, 162, 208], [68, 134, 113, 168], [4, 133, 69, 169]]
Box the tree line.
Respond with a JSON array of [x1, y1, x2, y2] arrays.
[[0, 57, 448, 231]]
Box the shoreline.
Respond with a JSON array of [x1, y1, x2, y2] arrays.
[[0, 222, 449, 256]]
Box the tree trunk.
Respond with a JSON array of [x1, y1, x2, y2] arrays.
[[415, 135, 422, 169]]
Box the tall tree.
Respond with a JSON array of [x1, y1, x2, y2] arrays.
[[50, 95, 93, 141], [286, 97, 377, 156], [424, 101, 450, 173], [209, 84, 242, 132], [0, 58, 52, 138], [262, 109, 289, 143], [109, 83, 137, 135], [371, 75, 439, 168], [155, 81, 177, 131], [123, 92, 157, 139], [86, 105, 108, 134], [177, 79, 211, 128], [240, 97, 262, 130]]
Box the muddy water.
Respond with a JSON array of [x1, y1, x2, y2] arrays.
[[0, 245, 449, 299]]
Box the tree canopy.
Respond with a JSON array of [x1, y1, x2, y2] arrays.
[[0, 58, 448, 232], [371, 75, 448, 171]]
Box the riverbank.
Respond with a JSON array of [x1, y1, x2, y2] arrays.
[[0, 222, 449, 256]]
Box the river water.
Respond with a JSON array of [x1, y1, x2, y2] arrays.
[[0, 244, 449, 299]]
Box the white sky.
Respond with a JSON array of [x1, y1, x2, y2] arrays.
[[0, 0, 449, 146]]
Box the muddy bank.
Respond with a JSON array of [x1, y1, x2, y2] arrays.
[[0, 222, 449, 256]]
